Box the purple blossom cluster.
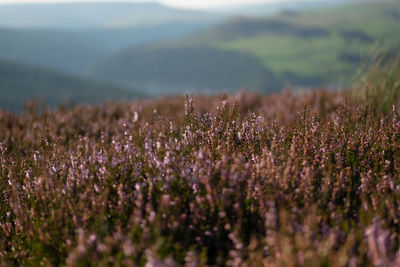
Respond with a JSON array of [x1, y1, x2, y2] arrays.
[[1, 91, 400, 266]]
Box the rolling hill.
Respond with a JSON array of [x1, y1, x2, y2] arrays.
[[0, 59, 143, 111], [0, 23, 215, 75], [91, 1, 400, 93], [0, 2, 225, 75], [92, 46, 281, 95]]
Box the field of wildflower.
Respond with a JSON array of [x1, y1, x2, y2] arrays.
[[1, 86, 400, 266]]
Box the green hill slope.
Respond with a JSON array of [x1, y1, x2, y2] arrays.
[[92, 46, 280, 95], [213, 1, 400, 86], [0, 59, 143, 111], [92, 1, 400, 92]]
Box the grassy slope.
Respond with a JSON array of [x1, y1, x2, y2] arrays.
[[94, 1, 400, 91], [213, 2, 400, 84], [0, 59, 144, 111], [92, 46, 280, 95]]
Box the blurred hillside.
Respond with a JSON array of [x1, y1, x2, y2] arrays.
[[91, 1, 400, 94], [0, 2, 224, 75], [0, 59, 143, 111], [0, 0, 399, 110]]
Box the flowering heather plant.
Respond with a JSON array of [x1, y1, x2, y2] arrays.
[[1, 90, 400, 266]]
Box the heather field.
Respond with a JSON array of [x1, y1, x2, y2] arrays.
[[1, 83, 400, 266]]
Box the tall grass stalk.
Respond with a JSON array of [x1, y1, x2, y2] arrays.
[[351, 51, 400, 113]]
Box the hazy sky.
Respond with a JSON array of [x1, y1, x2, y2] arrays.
[[0, 0, 323, 9]]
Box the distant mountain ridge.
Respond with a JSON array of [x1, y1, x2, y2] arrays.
[[0, 2, 226, 75], [0, 22, 215, 75], [0, 1, 228, 111]]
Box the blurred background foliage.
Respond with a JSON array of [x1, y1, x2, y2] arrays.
[[0, 0, 399, 110]]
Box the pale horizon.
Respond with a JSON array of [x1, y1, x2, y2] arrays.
[[0, 0, 325, 9]]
